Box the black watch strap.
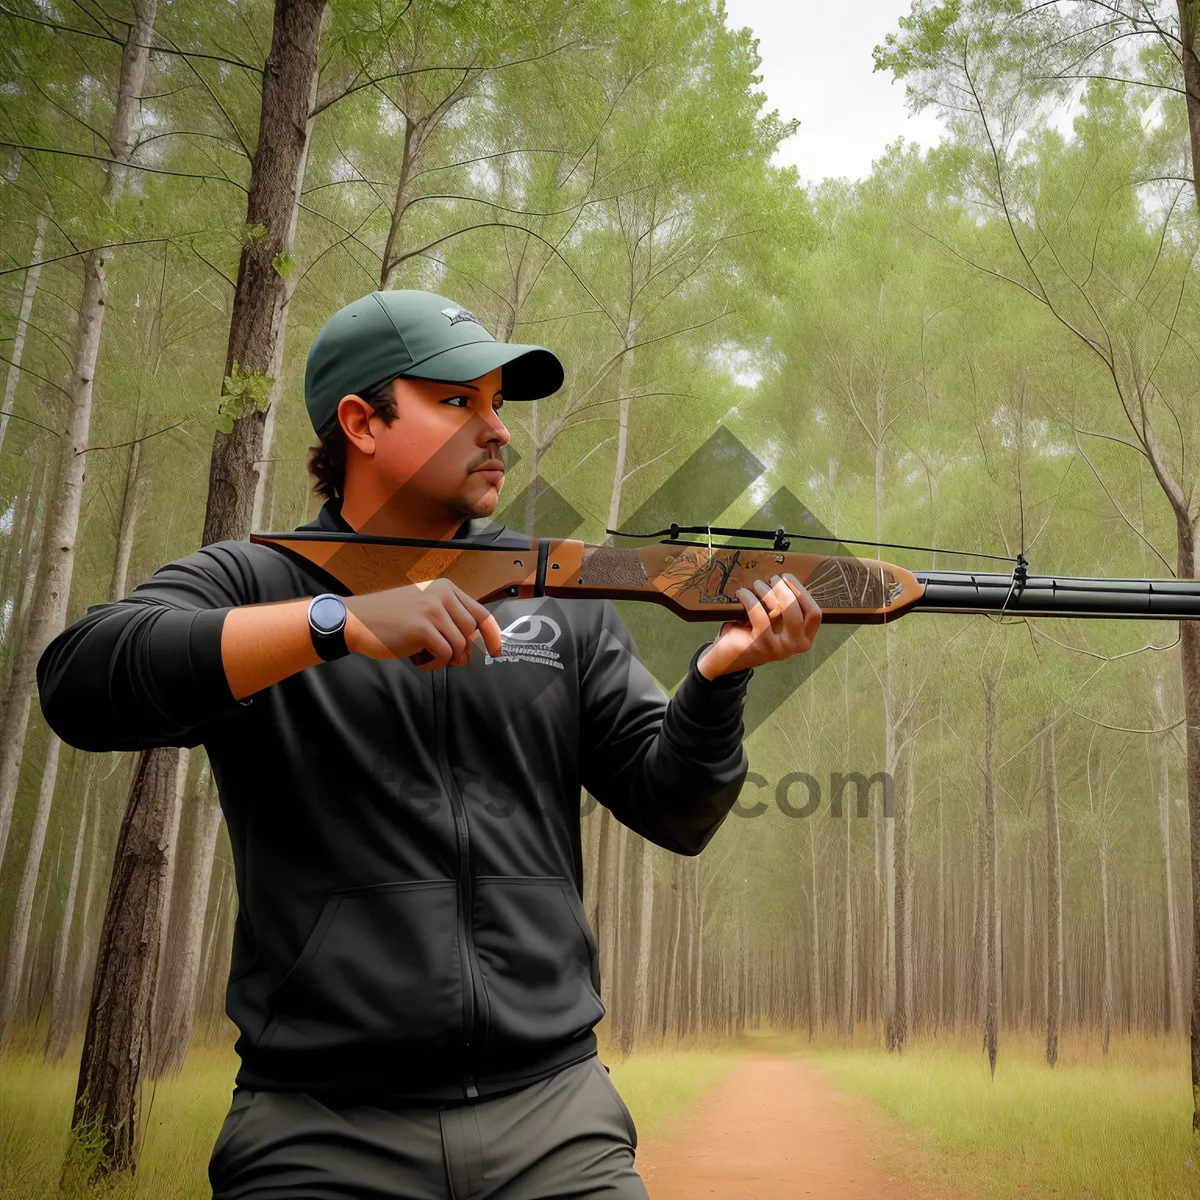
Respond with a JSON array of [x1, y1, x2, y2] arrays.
[[308, 593, 351, 662]]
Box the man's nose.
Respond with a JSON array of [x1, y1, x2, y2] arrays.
[[480, 409, 510, 446]]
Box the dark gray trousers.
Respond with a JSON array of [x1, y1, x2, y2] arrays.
[[208, 1055, 650, 1199]]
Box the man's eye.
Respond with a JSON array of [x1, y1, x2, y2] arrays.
[[442, 395, 470, 407]]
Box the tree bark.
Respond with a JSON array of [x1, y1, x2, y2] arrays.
[[150, 761, 222, 1076], [623, 837, 654, 1055], [1045, 725, 1063, 1067], [1177, 1, 1200, 213], [0, 733, 62, 1040], [66, 748, 183, 1181], [937, 775, 945, 1032], [809, 818, 823, 1040], [983, 676, 998, 1076], [108, 438, 146, 604], [0, 213, 47, 457], [44, 776, 90, 1060], [69, 0, 326, 1178], [1022, 825, 1032, 1030], [660, 856, 683, 1041], [1100, 831, 1113, 1057], [145, 748, 189, 1053], [0, 0, 157, 870], [893, 737, 909, 1051], [596, 806, 617, 1013], [1172, 511, 1200, 1134], [1152, 693, 1184, 1034]]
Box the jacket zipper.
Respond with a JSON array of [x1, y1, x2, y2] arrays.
[[433, 668, 482, 1099]]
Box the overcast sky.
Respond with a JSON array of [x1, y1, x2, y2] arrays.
[[721, 0, 948, 183]]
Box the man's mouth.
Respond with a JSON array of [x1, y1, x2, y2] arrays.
[[473, 461, 505, 482]]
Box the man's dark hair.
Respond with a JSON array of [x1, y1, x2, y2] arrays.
[[307, 377, 400, 500]]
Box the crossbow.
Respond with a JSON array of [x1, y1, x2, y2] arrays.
[[250, 522, 1200, 656]]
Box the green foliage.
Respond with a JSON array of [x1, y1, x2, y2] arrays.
[[216, 361, 274, 434], [873, 0, 962, 79]]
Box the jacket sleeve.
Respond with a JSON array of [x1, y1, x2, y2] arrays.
[[578, 600, 752, 856], [36, 542, 257, 753]]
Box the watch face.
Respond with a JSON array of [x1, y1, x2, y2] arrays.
[[310, 594, 346, 634]]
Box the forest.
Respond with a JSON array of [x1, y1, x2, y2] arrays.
[[1, 0, 1199, 1196]]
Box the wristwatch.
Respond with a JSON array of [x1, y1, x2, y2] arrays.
[[308, 593, 351, 661]]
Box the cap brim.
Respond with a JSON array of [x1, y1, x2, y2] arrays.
[[403, 341, 564, 401]]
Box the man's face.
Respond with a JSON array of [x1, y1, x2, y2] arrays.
[[339, 365, 510, 525]]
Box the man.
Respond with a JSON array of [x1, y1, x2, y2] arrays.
[[37, 290, 821, 1199]]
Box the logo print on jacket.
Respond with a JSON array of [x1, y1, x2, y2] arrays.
[[484, 614, 564, 670]]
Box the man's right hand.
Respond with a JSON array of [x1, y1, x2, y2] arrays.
[[222, 582, 505, 701], [345, 580, 504, 669]]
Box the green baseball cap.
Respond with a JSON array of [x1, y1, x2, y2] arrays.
[[304, 290, 565, 433]]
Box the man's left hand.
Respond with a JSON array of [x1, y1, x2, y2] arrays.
[[695, 573, 821, 680]]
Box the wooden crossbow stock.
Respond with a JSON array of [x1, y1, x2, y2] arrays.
[[249, 522, 1200, 666]]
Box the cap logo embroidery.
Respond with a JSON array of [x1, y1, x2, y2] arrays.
[[441, 306, 481, 327]]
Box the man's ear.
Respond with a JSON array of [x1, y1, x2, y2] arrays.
[[337, 393, 376, 454]]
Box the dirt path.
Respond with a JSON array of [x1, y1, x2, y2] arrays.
[[634, 1055, 971, 1200]]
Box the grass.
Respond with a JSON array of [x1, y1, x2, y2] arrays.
[[3, 1026, 1196, 1198], [0, 1040, 238, 1200], [0, 1031, 735, 1198], [794, 1027, 1200, 1200], [596, 1035, 741, 1140]]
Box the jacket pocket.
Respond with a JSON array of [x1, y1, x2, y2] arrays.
[[260, 879, 463, 1054], [472, 876, 604, 1051]]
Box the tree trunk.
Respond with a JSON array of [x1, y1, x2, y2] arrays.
[[379, 116, 420, 289], [893, 738, 909, 1051], [0, 733, 62, 1040], [1045, 725, 1063, 1067], [809, 820, 822, 1041], [3, 456, 50, 690], [0, 0, 157, 869], [145, 749, 190, 1055], [660, 856, 683, 1040], [108, 438, 145, 604], [611, 818, 629, 1044], [196, 864, 229, 1034], [937, 775, 945, 1033], [1100, 832, 1113, 1057], [66, 749, 183, 1181], [64, 772, 110, 1057], [597, 807, 617, 1011], [0, 213, 47, 456], [1154, 714, 1184, 1034], [1172, 512, 1200, 1134], [1022, 826, 1032, 1031], [1177, 1, 1200, 213], [623, 837, 654, 1055], [150, 762, 222, 1077], [69, 0, 326, 1178], [44, 768, 94, 1063], [843, 779, 855, 1037], [983, 676, 998, 1076]]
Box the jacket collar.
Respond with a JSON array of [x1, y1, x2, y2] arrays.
[[298, 496, 513, 545]]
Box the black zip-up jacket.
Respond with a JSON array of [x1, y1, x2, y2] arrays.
[[36, 497, 753, 1103]]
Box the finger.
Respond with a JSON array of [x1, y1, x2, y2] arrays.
[[750, 578, 784, 625], [413, 626, 456, 670], [737, 587, 772, 638], [455, 588, 505, 658], [768, 576, 802, 620], [782, 573, 822, 642], [443, 592, 491, 662], [428, 609, 469, 664]]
